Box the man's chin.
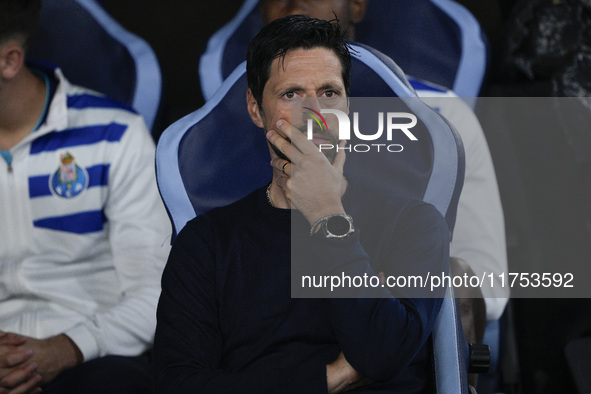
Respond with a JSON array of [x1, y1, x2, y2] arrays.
[[316, 143, 337, 163], [324, 149, 337, 164]]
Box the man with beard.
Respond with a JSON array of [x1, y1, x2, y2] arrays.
[[154, 15, 449, 393], [200, 0, 508, 338]]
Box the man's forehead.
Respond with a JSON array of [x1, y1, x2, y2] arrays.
[[270, 47, 342, 73], [265, 48, 343, 89], [260, 0, 352, 21]]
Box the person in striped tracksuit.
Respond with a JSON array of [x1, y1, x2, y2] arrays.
[[0, 1, 170, 392]]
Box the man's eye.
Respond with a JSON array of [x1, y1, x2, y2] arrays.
[[324, 91, 338, 98], [284, 91, 296, 99]]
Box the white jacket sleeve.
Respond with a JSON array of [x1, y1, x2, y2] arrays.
[[420, 94, 509, 321], [66, 116, 171, 360]]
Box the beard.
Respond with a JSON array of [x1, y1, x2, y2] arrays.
[[297, 122, 340, 163]]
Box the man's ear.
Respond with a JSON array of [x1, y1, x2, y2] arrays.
[[350, 0, 369, 24], [246, 88, 264, 128], [0, 41, 25, 80]]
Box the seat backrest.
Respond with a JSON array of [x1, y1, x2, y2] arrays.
[[198, 0, 487, 104], [433, 287, 471, 392], [158, 43, 468, 392], [161, 43, 464, 237], [28, 0, 162, 132]]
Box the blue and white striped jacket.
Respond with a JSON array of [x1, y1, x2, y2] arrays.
[[0, 66, 171, 361]]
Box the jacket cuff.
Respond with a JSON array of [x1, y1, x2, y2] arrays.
[[64, 323, 100, 361]]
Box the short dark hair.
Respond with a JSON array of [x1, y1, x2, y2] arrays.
[[0, 0, 42, 49], [246, 15, 352, 106]]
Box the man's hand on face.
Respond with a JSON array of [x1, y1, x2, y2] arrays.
[[0, 332, 42, 394], [0, 332, 82, 389], [267, 119, 348, 225]]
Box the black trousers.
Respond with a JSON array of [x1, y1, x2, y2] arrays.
[[43, 355, 153, 394]]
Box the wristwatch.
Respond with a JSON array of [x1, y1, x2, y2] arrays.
[[310, 214, 355, 238]]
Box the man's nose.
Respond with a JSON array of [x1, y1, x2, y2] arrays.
[[298, 96, 321, 116], [297, 97, 323, 128], [303, 96, 322, 112]]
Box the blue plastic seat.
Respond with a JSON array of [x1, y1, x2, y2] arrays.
[[28, 0, 162, 132], [198, 0, 487, 105], [157, 42, 471, 392]]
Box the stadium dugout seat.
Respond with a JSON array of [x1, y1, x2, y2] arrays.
[[157, 42, 488, 392], [28, 0, 163, 133], [198, 0, 488, 106]]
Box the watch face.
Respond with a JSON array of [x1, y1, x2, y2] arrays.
[[326, 215, 352, 236]]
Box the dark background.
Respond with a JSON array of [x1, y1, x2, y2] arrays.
[[100, 0, 245, 129], [98, 0, 516, 130]]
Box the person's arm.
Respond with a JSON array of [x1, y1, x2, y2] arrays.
[[63, 116, 171, 361], [307, 202, 448, 382], [420, 94, 509, 321], [269, 119, 448, 383], [153, 217, 329, 394]]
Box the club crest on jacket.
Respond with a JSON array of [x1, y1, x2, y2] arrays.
[[50, 151, 88, 198]]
